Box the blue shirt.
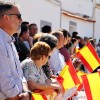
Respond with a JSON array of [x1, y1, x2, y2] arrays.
[[0, 28, 25, 99], [49, 49, 65, 75]]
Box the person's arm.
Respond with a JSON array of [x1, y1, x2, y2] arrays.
[[46, 78, 63, 94], [0, 44, 21, 99], [18, 82, 30, 100], [0, 43, 30, 100], [27, 80, 51, 91], [22, 77, 30, 92], [7, 96, 20, 100]]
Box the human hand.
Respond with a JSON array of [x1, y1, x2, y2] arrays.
[[51, 83, 63, 94], [19, 92, 30, 100], [97, 69, 100, 72]]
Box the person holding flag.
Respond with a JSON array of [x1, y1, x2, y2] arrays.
[[21, 42, 63, 99]]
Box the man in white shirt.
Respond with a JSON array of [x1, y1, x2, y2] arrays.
[[49, 31, 65, 75]]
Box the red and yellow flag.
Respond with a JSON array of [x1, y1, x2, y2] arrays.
[[57, 59, 80, 90], [32, 93, 47, 100], [76, 70, 87, 91], [81, 73, 100, 100], [76, 42, 100, 73]]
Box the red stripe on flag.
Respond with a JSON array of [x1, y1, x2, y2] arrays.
[[87, 42, 100, 64], [56, 75, 64, 85], [77, 84, 83, 91], [81, 75, 93, 100], [67, 60, 81, 85], [32, 96, 35, 100], [56, 75, 65, 92], [41, 95, 48, 100], [77, 52, 93, 72]]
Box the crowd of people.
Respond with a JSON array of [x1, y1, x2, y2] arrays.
[[0, 1, 100, 100]]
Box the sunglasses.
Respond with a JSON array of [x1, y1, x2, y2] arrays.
[[48, 55, 51, 59], [3, 14, 21, 19]]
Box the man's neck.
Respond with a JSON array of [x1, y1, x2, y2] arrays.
[[0, 27, 13, 36]]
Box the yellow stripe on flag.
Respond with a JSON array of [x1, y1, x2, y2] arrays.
[[59, 65, 76, 90], [76, 71, 87, 91], [32, 93, 47, 100], [77, 71, 87, 82], [82, 73, 100, 100], [80, 46, 99, 71]]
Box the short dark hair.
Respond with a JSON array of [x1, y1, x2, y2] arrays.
[[59, 29, 69, 38], [76, 36, 81, 40], [21, 21, 29, 27], [38, 33, 58, 50], [19, 26, 29, 37], [29, 23, 37, 29], [72, 31, 78, 38], [71, 38, 77, 44], [42, 25, 51, 33], [0, 1, 15, 17]]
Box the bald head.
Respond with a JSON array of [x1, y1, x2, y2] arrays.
[[51, 31, 64, 49]]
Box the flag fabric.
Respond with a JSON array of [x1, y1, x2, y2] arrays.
[[77, 70, 87, 82], [76, 42, 100, 73], [81, 72, 100, 100], [57, 59, 80, 90], [76, 70, 87, 91], [32, 92, 47, 100]]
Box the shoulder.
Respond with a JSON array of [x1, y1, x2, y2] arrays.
[[0, 37, 9, 57], [21, 58, 34, 69], [60, 47, 66, 52]]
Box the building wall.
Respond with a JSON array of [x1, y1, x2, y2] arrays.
[[11, 0, 61, 32], [96, 0, 100, 4], [7, 0, 99, 41], [94, 7, 100, 43], [61, 0, 93, 17], [61, 15, 93, 38]]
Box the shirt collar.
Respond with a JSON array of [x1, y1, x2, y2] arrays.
[[0, 28, 13, 43]]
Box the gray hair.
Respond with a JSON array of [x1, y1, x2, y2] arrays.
[[0, 1, 16, 17]]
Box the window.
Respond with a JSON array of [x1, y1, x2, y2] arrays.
[[69, 21, 77, 35], [40, 20, 52, 31]]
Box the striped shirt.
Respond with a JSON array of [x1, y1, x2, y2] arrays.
[[0, 28, 25, 99]]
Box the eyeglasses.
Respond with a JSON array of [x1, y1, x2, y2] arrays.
[[2, 14, 21, 19]]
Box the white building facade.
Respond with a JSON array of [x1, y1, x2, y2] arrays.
[[11, 0, 61, 31], [61, 0, 95, 38], [9, 0, 100, 42], [93, 0, 100, 43]]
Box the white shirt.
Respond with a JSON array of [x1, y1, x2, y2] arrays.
[[24, 36, 33, 50], [49, 49, 65, 75]]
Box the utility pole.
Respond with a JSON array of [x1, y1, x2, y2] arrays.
[[92, 0, 96, 39], [54, 0, 62, 28], [58, 0, 62, 28]]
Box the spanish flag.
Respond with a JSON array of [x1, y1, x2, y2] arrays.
[[57, 59, 80, 90], [76, 70, 87, 91], [76, 42, 100, 73], [32, 92, 47, 100], [81, 73, 100, 100]]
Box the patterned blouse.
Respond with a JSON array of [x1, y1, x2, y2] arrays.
[[21, 58, 48, 84]]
